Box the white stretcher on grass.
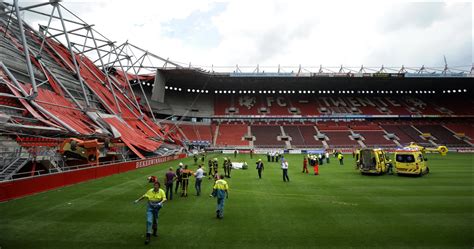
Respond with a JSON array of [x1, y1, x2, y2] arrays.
[[231, 162, 248, 169]]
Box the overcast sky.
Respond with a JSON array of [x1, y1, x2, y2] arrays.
[[13, 0, 474, 69]]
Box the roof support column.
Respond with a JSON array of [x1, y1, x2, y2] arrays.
[[13, 0, 37, 98]]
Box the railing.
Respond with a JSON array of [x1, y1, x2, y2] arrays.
[[5, 156, 148, 181], [0, 146, 22, 170]]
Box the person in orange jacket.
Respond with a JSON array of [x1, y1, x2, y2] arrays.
[[312, 156, 319, 175], [302, 156, 309, 174]]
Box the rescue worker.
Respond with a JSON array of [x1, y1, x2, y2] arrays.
[[212, 158, 219, 178], [181, 165, 193, 197], [134, 181, 167, 245], [313, 156, 319, 175], [211, 174, 229, 219], [302, 156, 309, 173], [208, 159, 214, 179], [338, 153, 344, 165], [148, 175, 157, 183], [224, 158, 232, 178], [223, 158, 228, 177]]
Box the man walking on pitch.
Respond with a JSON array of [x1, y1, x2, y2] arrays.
[[208, 159, 214, 179], [211, 174, 229, 219], [164, 167, 176, 200], [134, 181, 167, 245], [338, 153, 344, 165], [174, 163, 183, 194], [281, 159, 290, 182], [194, 164, 204, 196], [302, 156, 309, 174], [181, 165, 193, 197], [256, 159, 264, 179]]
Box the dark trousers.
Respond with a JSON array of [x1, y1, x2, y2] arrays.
[[302, 165, 308, 173], [181, 179, 189, 196], [339, 159, 343, 165], [175, 179, 181, 193], [282, 169, 290, 182], [195, 178, 202, 196], [257, 168, 263, 179], [208, 168, 213, 178], [387, 165, 393, 174], [165, 183, 173, 200]]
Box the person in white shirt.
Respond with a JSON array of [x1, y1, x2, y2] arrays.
[[325, 151, 330, 164], [194, 165, 205, 196], [281, 159, 290, 182]]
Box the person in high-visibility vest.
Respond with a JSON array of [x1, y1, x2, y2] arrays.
[[338, 153, 344, 165], [211, 174, 229, 219], [134, 181, 167, 245]]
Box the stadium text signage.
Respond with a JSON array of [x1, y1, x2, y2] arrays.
[[237, 96, 427, 108], [136, 155, 179, 168]]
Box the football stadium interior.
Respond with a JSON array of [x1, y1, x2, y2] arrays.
[[0, 1, 473, 248]]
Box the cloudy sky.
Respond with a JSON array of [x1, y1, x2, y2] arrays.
[[12, 0, 474, 70]]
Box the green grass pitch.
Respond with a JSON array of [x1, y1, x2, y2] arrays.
[[0, 153, 472, 249]]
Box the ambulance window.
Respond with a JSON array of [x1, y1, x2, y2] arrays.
[[396, 154, 415, 163]]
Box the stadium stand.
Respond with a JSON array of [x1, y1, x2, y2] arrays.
[[380, 124, 413, 145], [398, 125, 429, 145], [251, 125, 286, 147], [324, 131, 358, 147], [284, 125, 323, 148], [444, 123, 474, 144], [214, 123, 249, 147], [415, 125, 469, 147], [214, 95, 474, 116], [177, 124, 212, 142]]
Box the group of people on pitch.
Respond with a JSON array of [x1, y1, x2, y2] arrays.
[[302, 150, 345, 175], [134, 160, 229, 245], [254, 155, 290, 182]]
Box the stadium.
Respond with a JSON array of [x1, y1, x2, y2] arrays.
[[0, 1, 473, 248]]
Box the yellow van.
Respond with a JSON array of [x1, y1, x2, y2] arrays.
[[394, 149, 429, 176], [356, 148, 393, 175]]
